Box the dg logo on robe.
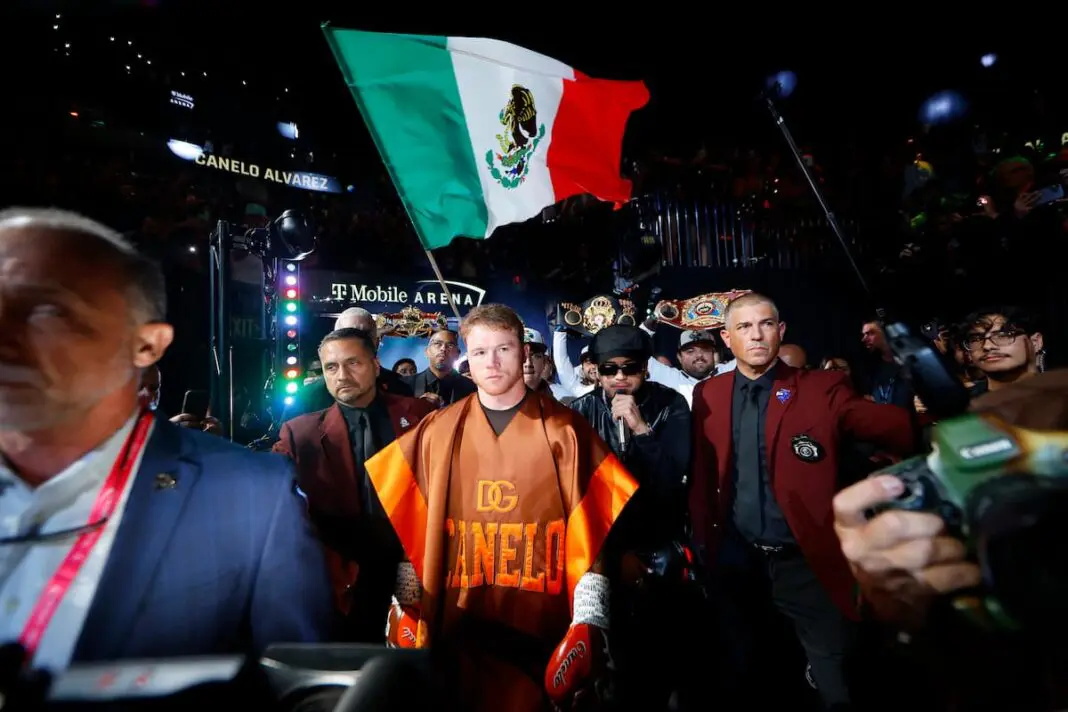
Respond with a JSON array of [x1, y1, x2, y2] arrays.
[[791, 435, 824, 463]]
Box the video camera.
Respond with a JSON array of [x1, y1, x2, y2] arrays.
[[761, 68, 1068, 639], [873, 410, 1068, 633]]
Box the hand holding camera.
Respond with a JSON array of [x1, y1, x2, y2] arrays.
[[833, 474, 980, 631], [836, 410, 1068, 634]]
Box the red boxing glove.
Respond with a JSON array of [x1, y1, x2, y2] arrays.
[[385, 597, 421, 649], [544, 623, 611, 709]]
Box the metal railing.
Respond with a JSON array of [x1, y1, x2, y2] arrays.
[[631, 193, 865, 270]]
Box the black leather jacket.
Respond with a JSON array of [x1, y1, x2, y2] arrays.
[[570, 381, 691, 543]]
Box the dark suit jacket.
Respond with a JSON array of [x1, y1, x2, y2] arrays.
[[73, 415, 334, 663], [272, 393, 435, 619], [407, 369, 476, 405], [689, 362, 915, 618]]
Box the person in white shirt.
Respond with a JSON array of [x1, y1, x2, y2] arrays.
[[551, 329, 596, 398], [640, 328, 735, 407], [0, 207, 332, 672], [523, 328, 570, 400]]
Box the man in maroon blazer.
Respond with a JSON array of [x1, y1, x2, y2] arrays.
[[274, 328, 435, 641], [690, 293, 915, 709]]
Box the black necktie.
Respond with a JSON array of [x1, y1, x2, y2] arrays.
[[353, 412, 377, 515], [738, 382, 762, 479]]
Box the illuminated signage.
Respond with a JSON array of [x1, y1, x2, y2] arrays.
[[164, 140, 343, 194], [193, 154, 340, 193], [170, 90, 194, 109], [327, 279, 486, 309]]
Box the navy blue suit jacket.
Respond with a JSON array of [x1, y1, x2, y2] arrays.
[[71, 414, 334, 663]]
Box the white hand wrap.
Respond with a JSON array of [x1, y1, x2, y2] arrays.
[[572, 572, 611, 630], [394, 561, 421, 606]]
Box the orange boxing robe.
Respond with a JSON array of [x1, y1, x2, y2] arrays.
[[366, 390, 637, 712]]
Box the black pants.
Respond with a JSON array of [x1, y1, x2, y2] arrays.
[[711, 534, 856, 711], [610, 579, 705, 712]]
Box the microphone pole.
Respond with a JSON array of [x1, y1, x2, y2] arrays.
[[760, 83, 970, 419], [761, 84, 870, 297]]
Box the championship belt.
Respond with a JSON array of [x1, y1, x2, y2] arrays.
[[557, 295, 637, 337], [374, 306, 449, 338], [653, 289, 752, 330]]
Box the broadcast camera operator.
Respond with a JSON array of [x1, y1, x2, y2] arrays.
[[569, 325, 695, 712], [833, 370, 1068, 711]]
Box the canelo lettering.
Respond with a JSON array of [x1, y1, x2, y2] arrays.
[[445, 519, 565, 594], [193, 154, 332, 190], [551, 640, 588, 690]]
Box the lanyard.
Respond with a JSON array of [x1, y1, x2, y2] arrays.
[[18, 409, 154, 658]]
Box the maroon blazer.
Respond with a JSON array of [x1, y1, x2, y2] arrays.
[[273, 392, 435, 614], [274, 392, 435, 517], [689, 362, 915, 619]]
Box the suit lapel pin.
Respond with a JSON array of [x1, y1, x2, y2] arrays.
[[775, 388, 792, 404], [399, 417, 410, 428], [154, 473, 178, 490], [791, 435, 824, 463]]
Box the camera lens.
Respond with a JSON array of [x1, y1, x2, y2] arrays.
[[978, 485, 1068, 633]]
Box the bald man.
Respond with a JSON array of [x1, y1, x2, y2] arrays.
[[335, 307, 375, 336], [778, 344, 808, 369]]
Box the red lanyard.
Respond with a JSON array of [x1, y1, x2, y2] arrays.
[[19, 409, 154, 658]]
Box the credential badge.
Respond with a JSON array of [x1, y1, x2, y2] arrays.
[[791, 435, 824, 463]]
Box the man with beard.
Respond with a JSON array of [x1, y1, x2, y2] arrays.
[[364, 304, 638, 712], [408, 328, 476, 407], [643, 329, 731, 407]]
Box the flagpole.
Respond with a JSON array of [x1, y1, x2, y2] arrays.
[[424, 249, 464, 323]]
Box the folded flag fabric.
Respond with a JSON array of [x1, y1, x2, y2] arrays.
[[323, 27, 650, 250]]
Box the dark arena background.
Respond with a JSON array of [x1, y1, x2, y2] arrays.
[[5, 5, 1064, 425], [4, 3, 1068, 711]]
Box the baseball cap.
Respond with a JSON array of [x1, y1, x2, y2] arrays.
[[524, 327, 548, 352], [679, 330, 718, 349], [523, 327, 546, 346]]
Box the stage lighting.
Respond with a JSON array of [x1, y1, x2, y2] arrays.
[[919, 90, 968, 126], [278, 262, 304, 408], [764, 70, 798, 99], [237, 210, 318, 261]]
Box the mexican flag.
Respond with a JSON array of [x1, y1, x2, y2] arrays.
[[323, 27, 649, 251]]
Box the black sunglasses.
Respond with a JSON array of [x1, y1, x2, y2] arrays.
[[598, 362, 643, 377]]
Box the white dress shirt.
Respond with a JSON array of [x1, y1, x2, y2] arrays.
[[551, 330, 595, 398], [643, 357, 736, 408], [0, 411, 152, 672]]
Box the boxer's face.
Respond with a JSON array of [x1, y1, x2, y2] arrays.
[[466, 325, 525, 397]]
